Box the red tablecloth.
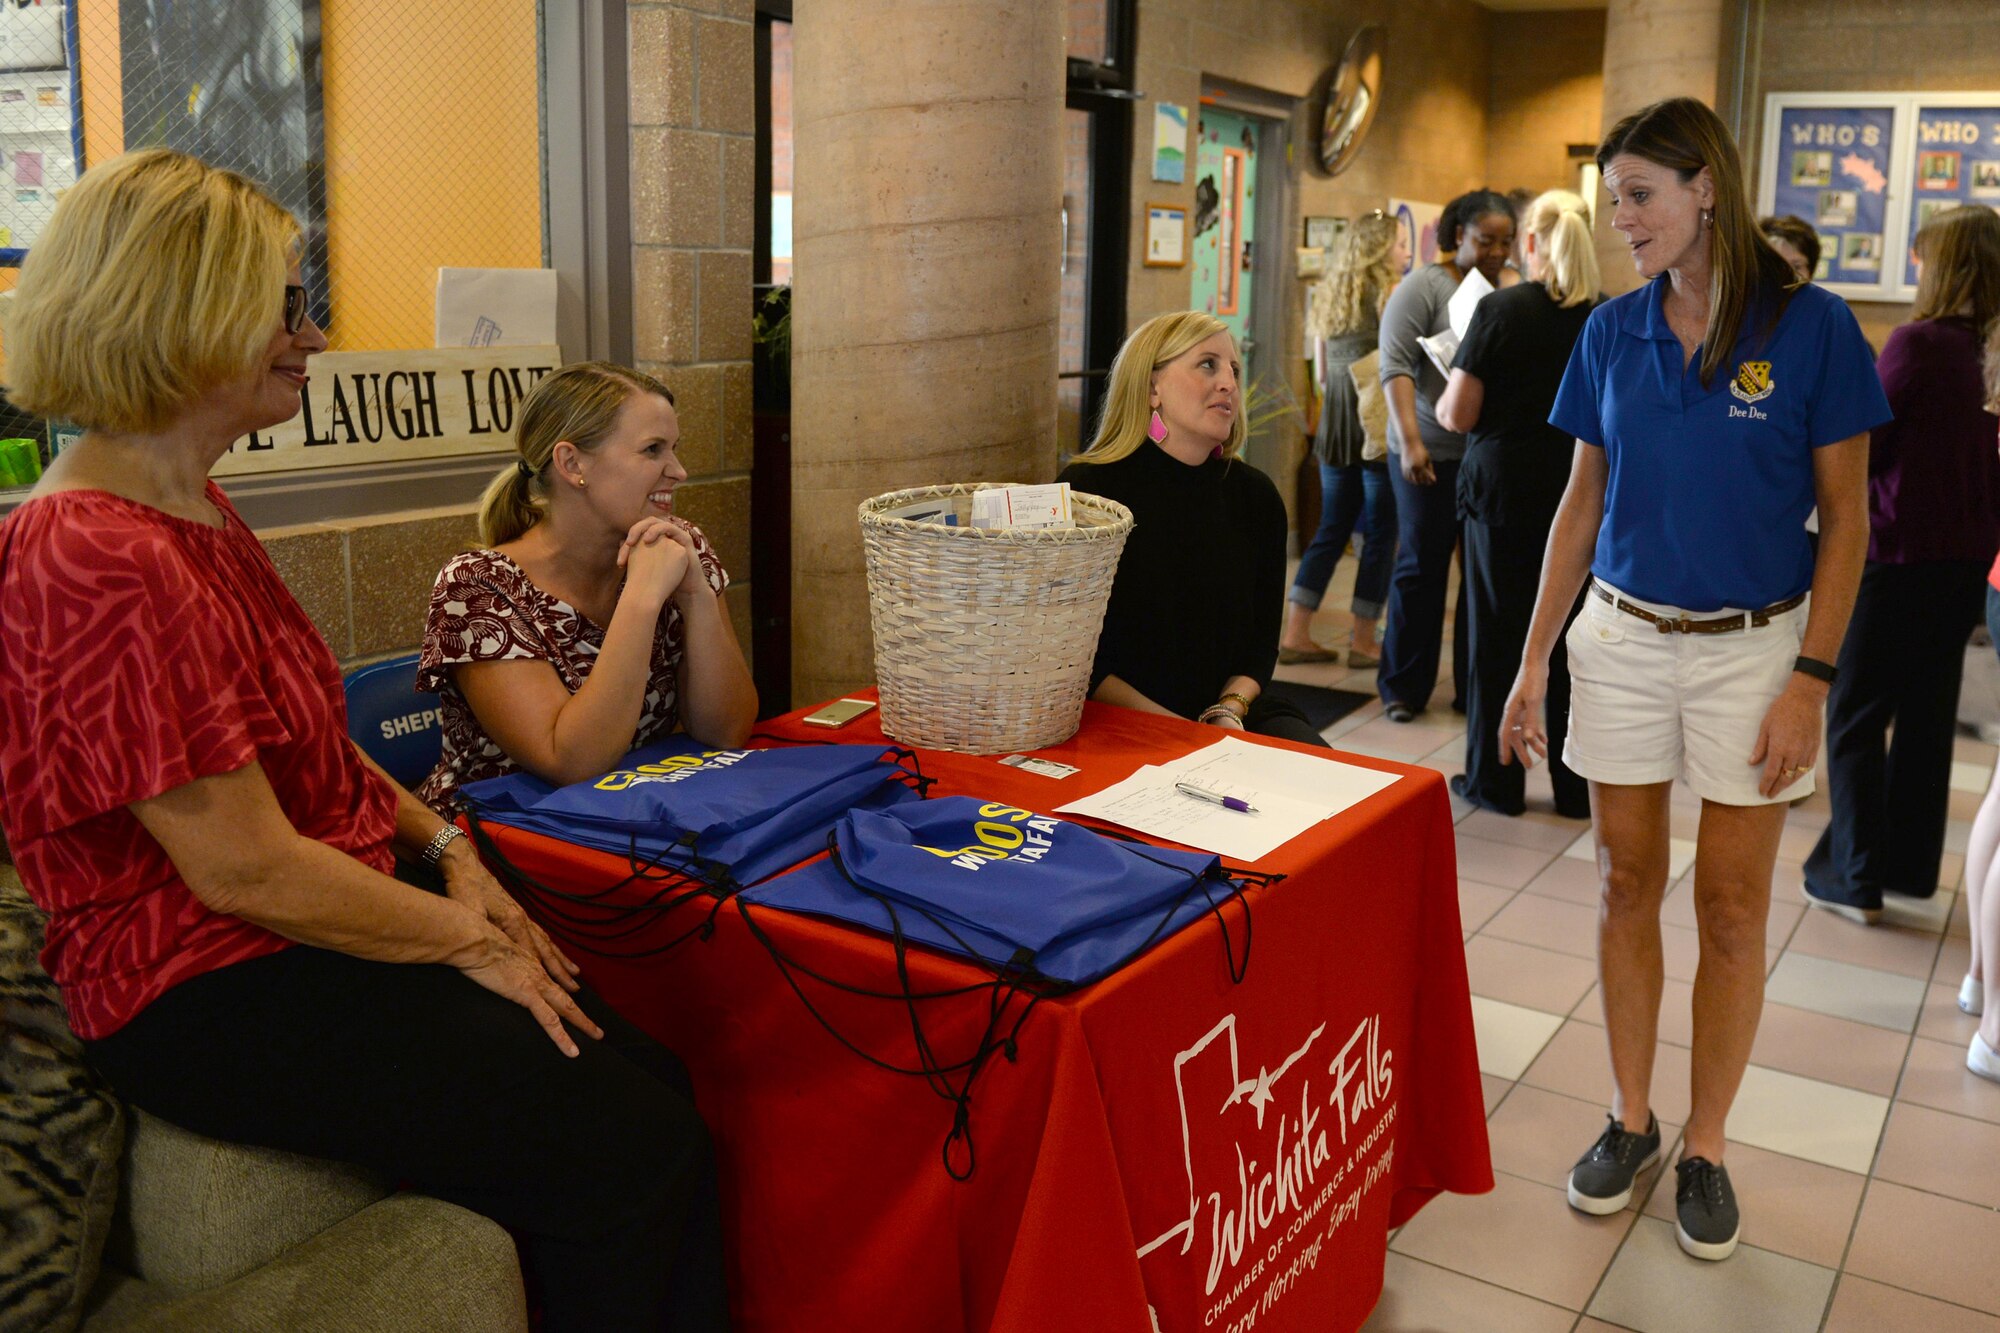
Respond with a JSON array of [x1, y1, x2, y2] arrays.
[[475, 700, 1491, 1332]]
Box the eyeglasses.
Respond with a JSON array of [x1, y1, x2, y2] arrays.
[[283, 284, 309, 334]]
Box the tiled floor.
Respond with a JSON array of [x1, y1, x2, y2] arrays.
[[1276, 573, 2000, 1333]]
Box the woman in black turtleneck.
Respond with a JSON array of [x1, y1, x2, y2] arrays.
[[1058, 311, 1326, 746]]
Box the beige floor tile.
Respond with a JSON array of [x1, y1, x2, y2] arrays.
[[1482, 1073, 1514, 1115], [1572, 978, 1695, 1048], [1783, 802, 1830, 831], [1575, 1321, 1640, 1332], [1898, 1036, 2000, 1125], [1777, 822, 1823, 864], [1954, 736, 1999, 765], [1873, 1101, 2000, 1209], [1638, 1139, 1864, 1269], [1520, 857, 1604, 907], [1460, 879, 1517, 934], [1882, 888, 1957, 935], [1464, 936, 1600, 1016], [1948, 889, 1972, 939], [1487, 1084, 1679, 1202], [1847, 1180, 2000, 1314], [1942, 850, 1967, 890], [1723, 1064, 1889, 1174], [1349, 715, 1460, 758], [1470, 995, 1566, 1079], [1458, 808, 1582, 853], [1764, 952, 1927, 1031], [1458, 836, 1563, 890], [1746, 1002, 1911, 1098], [1359, 1253, 1577, 1333], [1822, 1276, 2000, 1332], [1918, 980, 1982, 1044], [1946, 818, 1975, 855], [1483, 892, 1600, 959], [1585, 1217, 1835, 1333], [1948, 785, 1986, 822], [1787, 909, 1943, 980], [1521, 1020, 1693, 1124], [1936, 934, 1973, 986], [1950, 760, 1992, 795], [1390, 1171, 1635, 1311]]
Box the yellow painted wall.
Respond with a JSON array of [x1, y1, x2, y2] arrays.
[[32, 0, 541, 352]]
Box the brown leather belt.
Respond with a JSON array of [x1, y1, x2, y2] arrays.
[[1591, 581, 1807, 634]]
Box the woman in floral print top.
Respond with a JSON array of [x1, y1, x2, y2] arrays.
[[416, 363, 757, 813]]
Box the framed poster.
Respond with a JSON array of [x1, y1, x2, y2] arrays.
[[1145, 204, 1186, 267], [1761, 91, 2000, 302], [1758, 96, 1897, 298], [1151, 103, 1188, 184], [1900, 100, 2000, 291]]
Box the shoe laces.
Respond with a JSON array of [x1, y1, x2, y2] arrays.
[[1587, 1113, 1648, 1166], [1677, 1157, 1725, 1210]]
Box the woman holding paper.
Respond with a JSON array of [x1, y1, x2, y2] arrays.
[[1059, 311, 1327, 746], [415, 362, 758, 813], [1499, 99, 1888, 1261], [1436, 189, 1600, 819], [1376, 188, 1516, 723], [1279, 211, 1404, 668]]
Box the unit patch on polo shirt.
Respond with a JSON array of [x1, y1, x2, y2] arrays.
[[1729, 359, 1774, 405]]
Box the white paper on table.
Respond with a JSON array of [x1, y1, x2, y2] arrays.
[[435, 267, 560, 349], [1056, 764, 1325, 862], [1446, 266, 1494, 339], [1156, 736, 1402, 820]]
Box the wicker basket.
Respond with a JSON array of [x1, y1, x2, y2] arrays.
[[858, 482, 1134, 754]]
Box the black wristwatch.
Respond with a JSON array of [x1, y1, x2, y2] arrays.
[[1793, 655, 1837, 685]]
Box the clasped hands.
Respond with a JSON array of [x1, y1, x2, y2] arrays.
[[616, 516, 710, 609]]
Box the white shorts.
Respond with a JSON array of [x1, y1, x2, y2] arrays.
[[1562, 580, 1813, 806]]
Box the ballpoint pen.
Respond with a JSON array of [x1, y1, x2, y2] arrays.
[[1175, 781, 1257, 813]]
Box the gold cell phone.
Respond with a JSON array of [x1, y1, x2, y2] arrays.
[[801, 697, 877, 728]]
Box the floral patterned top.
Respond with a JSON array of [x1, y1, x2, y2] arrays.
[[413, 527, 729, 813]]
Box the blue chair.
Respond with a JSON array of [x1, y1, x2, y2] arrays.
[[343, 653, 444, 790]]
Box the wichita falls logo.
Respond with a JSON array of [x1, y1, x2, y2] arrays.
[[1137, 1012, 1398, 1331], [1729, 359, 1774, 405]]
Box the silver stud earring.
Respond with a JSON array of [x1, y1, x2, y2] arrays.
[[1701, 208, 1713, 229]]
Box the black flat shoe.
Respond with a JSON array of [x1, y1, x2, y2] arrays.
[[1384, 701, 1416, 723]]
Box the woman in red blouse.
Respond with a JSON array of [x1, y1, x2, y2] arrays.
[[0, 151, 726, 1330], [416, 362, 758, 813]]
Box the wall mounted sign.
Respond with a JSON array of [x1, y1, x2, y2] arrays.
[[1759, 91, 2000, 302], [1151, 102, 1188, 184], [214, 344, 561, 477], [1145, 204, 1186, 267]]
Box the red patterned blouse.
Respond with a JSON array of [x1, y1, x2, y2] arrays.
[[0, 485, 399, 1039], [413, 525, 730, 812]]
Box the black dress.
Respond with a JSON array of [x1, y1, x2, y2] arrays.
[[1059, 444, 1325, 746], [1452, 281, 1594, 817]]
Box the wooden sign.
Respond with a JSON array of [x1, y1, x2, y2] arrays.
[[214, 344, 562, 477]]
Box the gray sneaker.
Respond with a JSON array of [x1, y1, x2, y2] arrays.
[[1566, 1113, 1661, 1215], [1674, 1157, 1740, 1260]]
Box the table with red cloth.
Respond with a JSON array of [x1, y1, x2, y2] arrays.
[[472, 699, 1492, 1332]]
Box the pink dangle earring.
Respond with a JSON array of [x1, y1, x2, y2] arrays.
[[1147, 409, 1169, 444]]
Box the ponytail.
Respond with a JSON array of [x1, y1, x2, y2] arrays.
[[1527, 189, 1600, 309], [473, 360, 677, 548]]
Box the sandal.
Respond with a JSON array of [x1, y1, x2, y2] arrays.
[[1346, 649, 1379, 669], [1277, 645, 1340, 665]]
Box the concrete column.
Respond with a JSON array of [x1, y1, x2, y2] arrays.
[[1594, 0, 1725, 295], [790, 0, 1064, 704]]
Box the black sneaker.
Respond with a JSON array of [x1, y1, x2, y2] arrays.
[[1566, 1113, 1660, 1215], [1674, 1157, 1740, 1261]]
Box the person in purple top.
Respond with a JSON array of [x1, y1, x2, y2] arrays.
[[1805, 207, 2000, 923]]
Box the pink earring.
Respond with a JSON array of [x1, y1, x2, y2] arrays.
[[1147, 409, 1169, 444]]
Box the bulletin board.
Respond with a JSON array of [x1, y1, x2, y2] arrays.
[[1760, 91, 2000, 303]]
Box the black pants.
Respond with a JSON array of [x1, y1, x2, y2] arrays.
[[1805, 559, 1987, 907], [1460, 517, 1589, 816], [87, 946, 729, 1332], [1245, 692, 1333, 748], [1381, 458, 1463, 711]]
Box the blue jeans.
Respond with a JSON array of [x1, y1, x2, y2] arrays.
[[1379, 457, 1461, 711], [1288, 462, 1396, 620]]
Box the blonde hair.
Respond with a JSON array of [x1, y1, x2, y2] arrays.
[[1072, 312, 1245, 466], [5, 148, 299, 433], [1524, 189, 1599, 308], [477, 362, 677, 546], [1308, 213, 1400, 339]]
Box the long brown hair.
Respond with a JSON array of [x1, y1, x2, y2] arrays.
[[475, 362, 675, 545], [1910, 205, 2000, 335], [1597, 97, 1795, 387]]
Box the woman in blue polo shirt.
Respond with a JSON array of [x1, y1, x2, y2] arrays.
[[1498, 98, 1891, 1263]]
